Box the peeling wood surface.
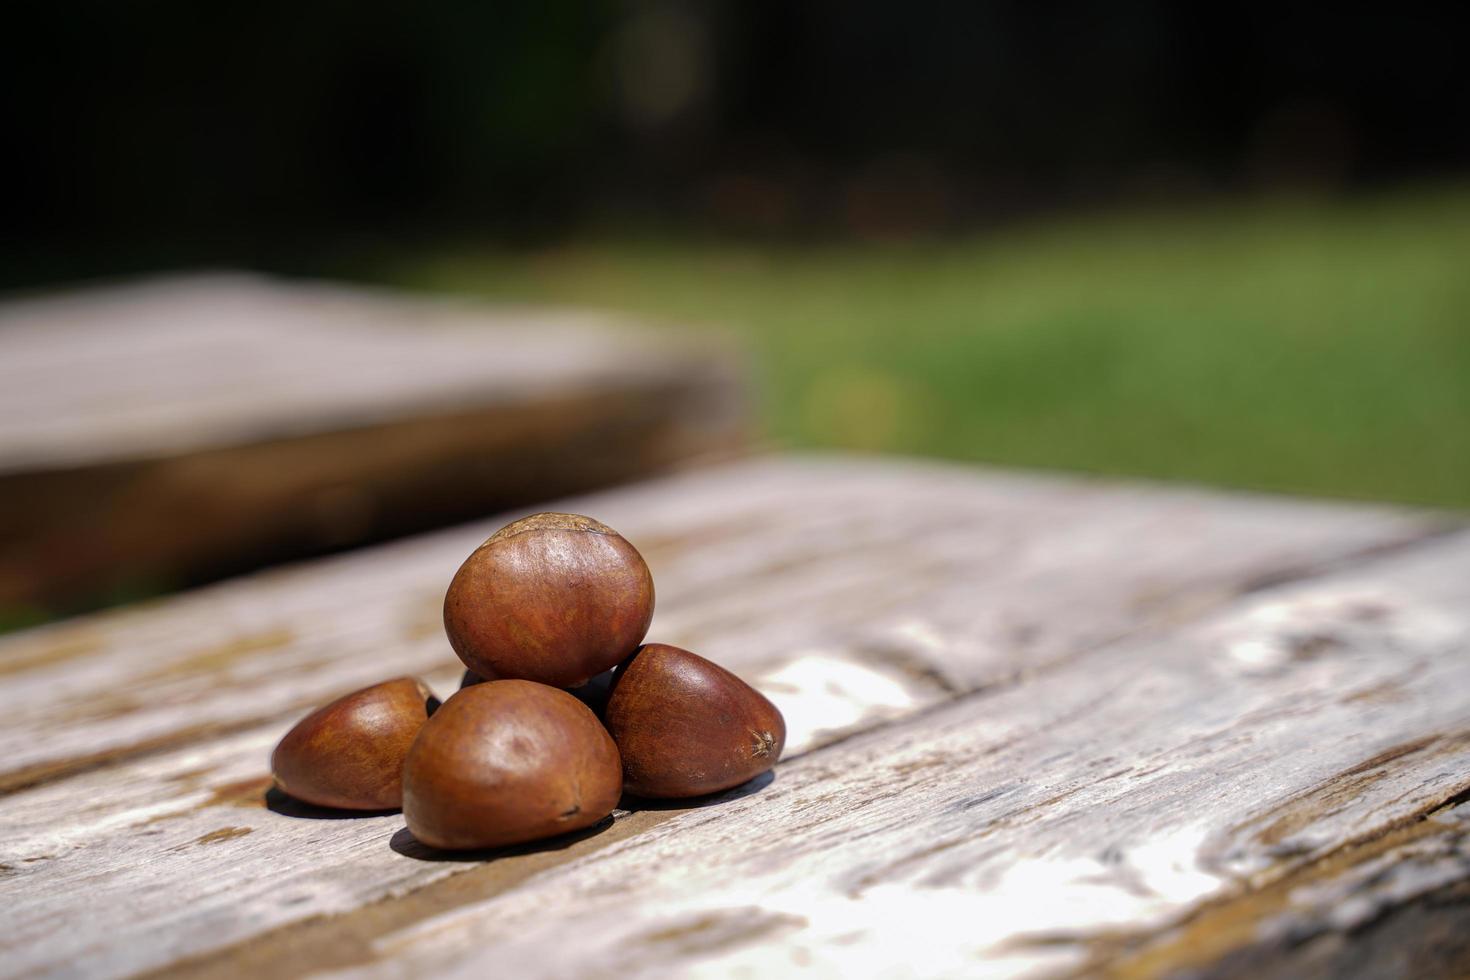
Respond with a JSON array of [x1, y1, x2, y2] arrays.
[[0, 274, 747, 607], [0, 455, 1466, 979]]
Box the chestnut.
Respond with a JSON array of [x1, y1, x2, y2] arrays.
[[443, 512, 654, 688], [402, 679, 623, 850], [604, 643, 786, 798], [271, 677, 436, 810]]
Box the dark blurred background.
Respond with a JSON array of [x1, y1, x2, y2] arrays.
[[2, 1, 1468, 522], [6, 2, 1466, 268]]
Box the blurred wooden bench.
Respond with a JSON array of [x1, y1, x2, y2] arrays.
[[2, 455, 1468, 978], [0, 274, 747, 613]]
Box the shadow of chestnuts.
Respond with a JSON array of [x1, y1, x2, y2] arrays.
[[268, 511, 785, 853]]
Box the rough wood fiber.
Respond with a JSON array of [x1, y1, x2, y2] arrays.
[[257, 536, 1470, 979], [0, 274, 747, 608], [0, 456, 1464, 979], [0, 457, 1438, 795]]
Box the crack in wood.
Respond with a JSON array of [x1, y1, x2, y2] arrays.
[[1233, 524, 1467, 598], [1241, 732, 1470, 849], [1067, 777, 1470, 979], [138, 808, 687, 980]]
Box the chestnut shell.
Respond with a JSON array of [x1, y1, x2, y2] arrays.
[[402, 679, 623, 850], [271, 677, 435, 810], [443, 513, 654, 688], [605, 643, 786, 798]]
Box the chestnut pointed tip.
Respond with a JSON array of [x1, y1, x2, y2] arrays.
[[486, 512, 616, 543], [605, 643, 785, 799]]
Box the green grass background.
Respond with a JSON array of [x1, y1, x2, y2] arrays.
[[4, 186, 1466, 633], [390, 186, 1470, 511]]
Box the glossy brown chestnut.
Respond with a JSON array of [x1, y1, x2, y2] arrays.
[[443, 512, 654, 688], [604, 643, 786, 798], [402, 679, 623, 850], [271, 677, 436, 810]]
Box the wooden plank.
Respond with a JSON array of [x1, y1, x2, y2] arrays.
[[0, 456, 1459, 978], [0, 456, 1441, 795], [178, 532, 1470, 980], [0, 274, 747, 610]]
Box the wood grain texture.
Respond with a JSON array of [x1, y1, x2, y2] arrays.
[[0, 455, 1464, 978], [0, 456, 1439, 795], [0, 274, 748, 608], [290, 533, 1470, 980]]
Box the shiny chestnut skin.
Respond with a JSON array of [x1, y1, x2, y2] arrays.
[[403, 679, 623, 850], [605, 643, 785, 798], [271, 677, 436, 810], [443, 513, 654, 688]]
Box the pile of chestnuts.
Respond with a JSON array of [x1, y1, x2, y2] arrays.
[[271, 512, 785, 850]]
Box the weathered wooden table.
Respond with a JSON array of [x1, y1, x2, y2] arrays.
[[3, 455, 1468, 978], [0, 275, 745, 611]]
